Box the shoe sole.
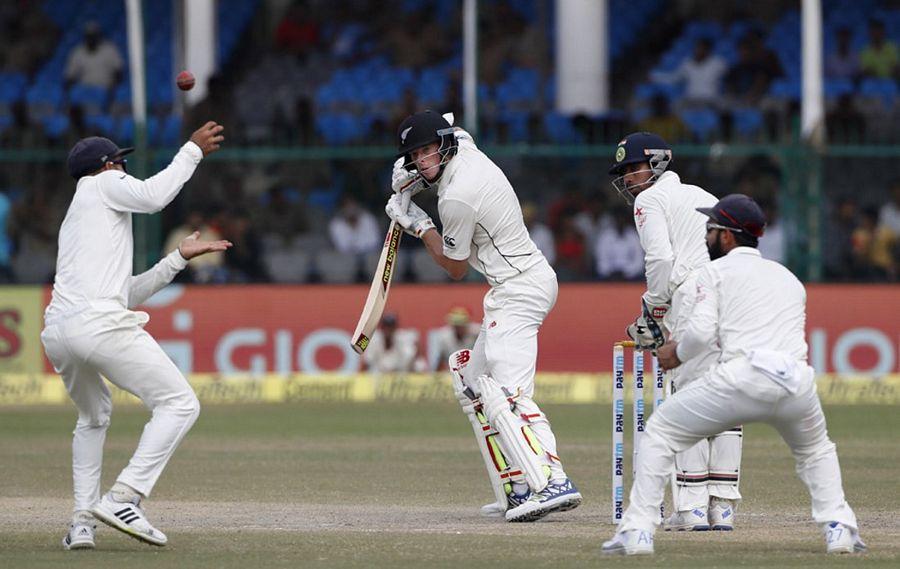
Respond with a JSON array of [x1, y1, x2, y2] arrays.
[[506, 493, 582, 523], [62, 538, 95, 551], [91, 508, 166, 547], [664, 524, 710, 531], [711, 525, 733, 531]]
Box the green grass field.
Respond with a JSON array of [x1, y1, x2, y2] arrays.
[[1, 402, 897, 568]]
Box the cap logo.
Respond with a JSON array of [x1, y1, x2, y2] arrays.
[[400, 126, 412, 143], [615, 146, 626, 162]]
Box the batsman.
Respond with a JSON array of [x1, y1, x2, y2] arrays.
[[385, 110, 582, 522], [609, 132, 743, 531]]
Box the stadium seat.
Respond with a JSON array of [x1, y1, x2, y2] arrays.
[[263, 249, 312, 283], [679, 108, 720, 141], [859, 78, 898, 109], [315, 250, 361, 283], [732, 108, 763, 137], [68, 85, 109, 114], [410, 249, 449, 283]]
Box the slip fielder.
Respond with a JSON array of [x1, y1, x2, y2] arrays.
[[43, 122, 227, 550]]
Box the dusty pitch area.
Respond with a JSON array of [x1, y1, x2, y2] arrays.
[[1, 403, 897, 568]]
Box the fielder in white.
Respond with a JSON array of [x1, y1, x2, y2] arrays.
[[610, 132, 742, 531], [385, 110, 581, 522], [602, 194, 866, 555], [43, 123, 227, 550]]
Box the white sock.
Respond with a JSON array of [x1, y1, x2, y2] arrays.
[[73, 510, 93, 524], [110, 482, 141, 503]]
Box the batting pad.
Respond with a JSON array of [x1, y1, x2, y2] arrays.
[[474, 374, 549, 493], [449, 350, 519, 508]]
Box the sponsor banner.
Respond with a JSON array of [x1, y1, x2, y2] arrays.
[[3, 373, 898, 406], [31, 283, 893, 375], [0, 288, 44, 373]]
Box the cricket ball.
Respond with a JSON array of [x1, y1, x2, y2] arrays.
[[176, 70, 195, 91]]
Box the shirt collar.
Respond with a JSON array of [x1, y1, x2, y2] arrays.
[[726, 246, 761, 258]]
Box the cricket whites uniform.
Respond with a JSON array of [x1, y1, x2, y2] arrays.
[[634, 171, 743, 512], [42, 142, 203, 513], [619, 247, 860, 538], [438, 136, 568, 482]]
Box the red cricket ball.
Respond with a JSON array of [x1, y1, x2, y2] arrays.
[[176, 70, 195, 91]]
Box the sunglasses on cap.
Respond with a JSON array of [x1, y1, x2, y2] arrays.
[[706, 221, 743, 233]]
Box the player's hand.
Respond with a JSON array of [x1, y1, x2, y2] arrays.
[[392, 158, 426, 196], [626, 314, 665, 351], [657, 342, 681, 370], [190, 121, 225, 156], [177, 231, 233, 260], [385, 194, 435, 238]]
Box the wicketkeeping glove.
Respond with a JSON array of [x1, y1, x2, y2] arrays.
[[625, 300, 670, 350], [385, 193, 435, 238]]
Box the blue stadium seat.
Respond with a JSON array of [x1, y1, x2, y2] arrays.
[[679, 108, 719, 140], [68, 84, 108, 113], [859, 77, 899, 108], [543, 112, 583, 144], [732, 108, 763, 137], [768, 78, 801, 100], [41, 114, 70, 139], [84, 113, 116, 137], [0, 73, 28, 105]]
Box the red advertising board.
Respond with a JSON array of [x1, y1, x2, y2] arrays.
[[38, 283, 897, 375]]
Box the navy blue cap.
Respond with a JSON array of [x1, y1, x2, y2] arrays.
[[696, 194, 767, 238], [609, 132, 672, 175], [67, 136, 134, 180]]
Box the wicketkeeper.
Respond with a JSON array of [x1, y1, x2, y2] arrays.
[[610, 132, 743, 531]]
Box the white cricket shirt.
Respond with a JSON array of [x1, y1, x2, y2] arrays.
[[45, 142, 202, 322], [436, 138, 546, 286], [633, 170, 717, 306], [676, 247, 808, 364]]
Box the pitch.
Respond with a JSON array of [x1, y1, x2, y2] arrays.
[[1, 402, 897, 568]]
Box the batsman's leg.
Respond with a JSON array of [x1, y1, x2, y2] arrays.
[[708, 426, 743, 530], [449, 348, 529, 517]]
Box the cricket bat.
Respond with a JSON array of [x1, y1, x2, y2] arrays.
[[350, 188, 412, 354]]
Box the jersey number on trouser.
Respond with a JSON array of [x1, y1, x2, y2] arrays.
[[41, 309, 200, 511]]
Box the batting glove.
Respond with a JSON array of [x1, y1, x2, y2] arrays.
[[385, 194, 435, 238], [392, 158, 427, 197]]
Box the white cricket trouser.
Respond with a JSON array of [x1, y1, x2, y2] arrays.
[[462, 261, 567, 480], [667, 273, 742, 510], [619, 356, 858, 534], [41, 307, 200, 512]]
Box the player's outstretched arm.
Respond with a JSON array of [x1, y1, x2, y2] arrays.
[[126, 231, 232, 308], [99, 122, 225, 214]]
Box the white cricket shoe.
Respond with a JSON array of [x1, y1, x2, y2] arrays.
[[601, 529, 654, 555], [62, 521, 95, 550], [505, 478, 581, 522], [824, 522, 867, 554], [480, 501, 506, 517], [663, 507, 710, 531], [92, 493, 167, 546], [480, 488, 531, 517], [709, 499, 735, 531]]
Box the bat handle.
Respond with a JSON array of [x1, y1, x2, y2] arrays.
[[399, 185, 412, 213]]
